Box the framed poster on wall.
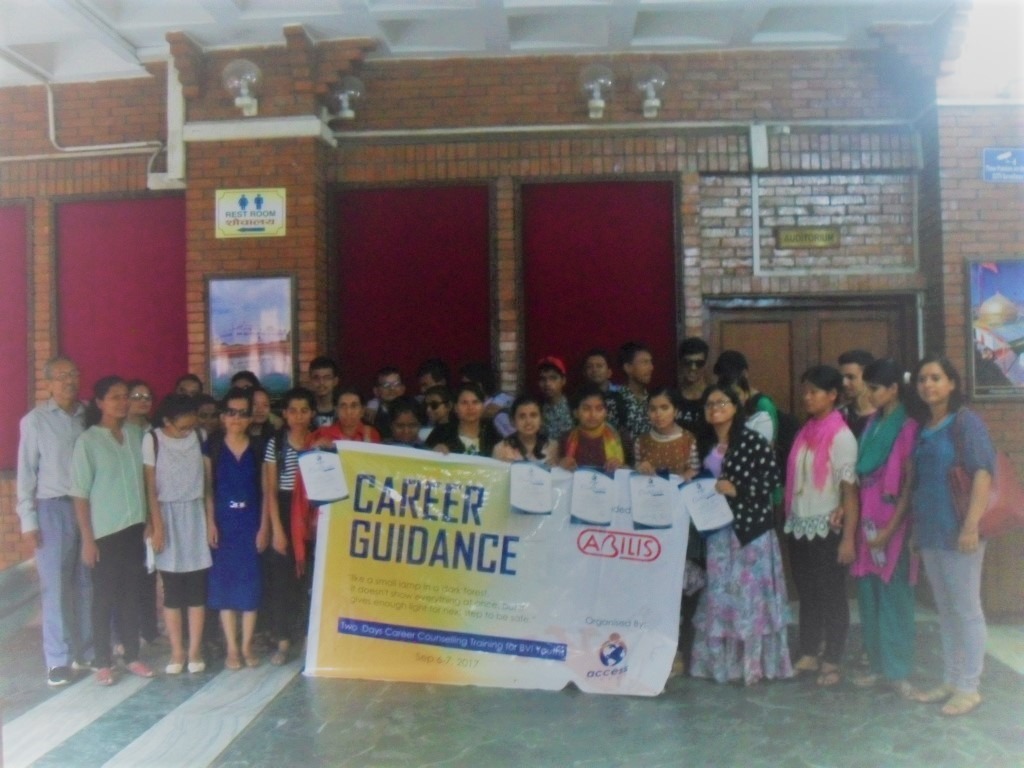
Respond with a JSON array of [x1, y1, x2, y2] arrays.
[[207, 275, 295, 399], [967, 257, 1024, 400]]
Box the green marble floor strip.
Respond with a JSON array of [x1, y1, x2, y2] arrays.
[[986, 624, 1024, 674], [3, 673, 152, 768], [101, 659, 301, 768]]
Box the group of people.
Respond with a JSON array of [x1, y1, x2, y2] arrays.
[[17, 341, 995, 716]]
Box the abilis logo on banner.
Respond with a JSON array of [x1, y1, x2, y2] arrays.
[[576, 528, 661, 562]]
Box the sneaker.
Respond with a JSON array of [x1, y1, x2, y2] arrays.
[[47, 666, 73, 687], [72, 660, 97, 673]]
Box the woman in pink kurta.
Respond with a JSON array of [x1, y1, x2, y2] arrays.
[[850, 359, 921, 697]]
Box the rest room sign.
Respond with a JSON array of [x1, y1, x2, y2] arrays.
[[215, 188, 286, 238]]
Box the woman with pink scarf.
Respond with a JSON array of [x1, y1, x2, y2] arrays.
[[849, 359, 920, 698], [784, 365, 859, 687]]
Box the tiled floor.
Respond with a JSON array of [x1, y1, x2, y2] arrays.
[[2, 561, 1022, 768]]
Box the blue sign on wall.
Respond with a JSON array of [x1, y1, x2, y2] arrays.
[[983, 148, 1024, 183]]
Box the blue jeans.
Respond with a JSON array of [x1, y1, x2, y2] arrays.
[[920, 544, 987, 693], [35, 497, 93, 668]]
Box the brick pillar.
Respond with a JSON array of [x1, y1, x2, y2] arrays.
[[494, 176, 519, 393], [184, 138, 329, 386]]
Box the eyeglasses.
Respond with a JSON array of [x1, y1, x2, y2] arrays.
[[425, 400, 447, 410], [682, 358, 707, 369], [224, 408, 252, 418], [378, 379, 403, 390], [51, 370, 81, 382], [129, 393, 152, 401], [704, 399, 733, 409]]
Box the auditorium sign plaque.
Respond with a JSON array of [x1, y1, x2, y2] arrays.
[[775, 226, 840, 249]]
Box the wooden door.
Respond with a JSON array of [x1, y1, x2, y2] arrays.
[[708, 297, 918, 415]]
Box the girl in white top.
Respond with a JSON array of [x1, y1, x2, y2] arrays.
[[144, 394, 211, 675], [783, 365, 859, 687]]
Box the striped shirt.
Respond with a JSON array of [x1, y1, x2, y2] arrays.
[[264, 435, 300, 491]]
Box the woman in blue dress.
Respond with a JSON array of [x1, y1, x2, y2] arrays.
[[205, 387, 267, 669], [904, 355, 994, 716]]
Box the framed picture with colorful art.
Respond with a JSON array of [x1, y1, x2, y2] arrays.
[[966, 257, 1024, 400], [207, 274, 295, 400]]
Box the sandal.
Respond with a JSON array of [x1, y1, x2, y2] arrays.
[[126, 660, 155, 678], [95, 667, 116, 686], [816, 664, 842, 687], [910, 684, 954, 703], [270, 649, 289, 667], [851, 672, 880, 689], [244, 654, 261, 668], [794, 655, 819, 674], [941, 691, 981, 716], [890, 680, 921, 700], [225, 654, 242, 671]]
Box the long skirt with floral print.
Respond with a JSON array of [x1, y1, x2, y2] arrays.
[[690, 527, 794, 685]]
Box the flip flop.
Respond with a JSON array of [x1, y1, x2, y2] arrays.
[[244, 655, 261, 668], [941, 691, 981, 716], [910, 684, 954, 703], [891, 680, 922, 701], [816, 664, 842, 687], [270, 649, 288, 667], [794, 655, 819, 674], [851, 672, 880, 689], [225, 654, 242, 671]]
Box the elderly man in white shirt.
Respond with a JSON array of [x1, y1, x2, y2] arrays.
[[17, 356, 92, 686]]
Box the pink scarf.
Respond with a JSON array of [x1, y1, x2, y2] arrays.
[[785, 409, 846, 515]]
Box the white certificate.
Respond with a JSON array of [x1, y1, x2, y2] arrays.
[[297, 449, 349, 503], [630, 473, 677, 529], [679, 477, 734, 532], [510, 462, 553, 514], [550, 466, 574, 519], [613, 468, 634, 517], [570, 468, 615, 525]]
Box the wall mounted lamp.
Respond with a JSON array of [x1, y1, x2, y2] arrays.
[[579, 63, 614, 119], [221, 58, 262, 117], [633, 64, 667, 119], [330, 75, 365, 120]]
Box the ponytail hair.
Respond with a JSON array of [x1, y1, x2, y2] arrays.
[[85, 375, 127, 427], [155, 393, 199, 426]]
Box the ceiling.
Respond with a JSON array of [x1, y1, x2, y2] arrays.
[[0, 0, 960, 88]]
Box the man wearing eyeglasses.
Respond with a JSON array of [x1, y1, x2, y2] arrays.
[[307, 356, 340, 429], [16, 356, 93, 686], [365, 366, 406, 440], [677, 337, 710, 430]]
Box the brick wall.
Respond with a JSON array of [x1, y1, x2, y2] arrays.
[[353, 50, 918, 129], [935, 105, 1024, 616], [0, 150, 154, 568], [1, 41, 1020, 618], [183, 138, 329, 379]]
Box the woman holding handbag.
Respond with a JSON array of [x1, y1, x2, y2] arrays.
[[906, 354, 994, 716]]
